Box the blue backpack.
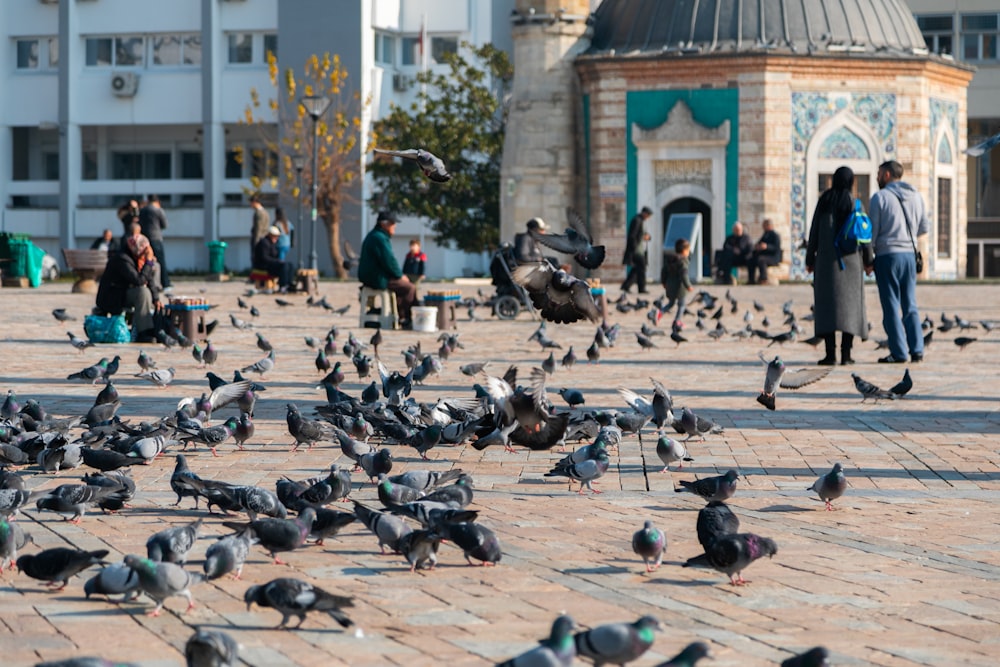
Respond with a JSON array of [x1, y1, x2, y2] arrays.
[[835, 199, 872, 269]]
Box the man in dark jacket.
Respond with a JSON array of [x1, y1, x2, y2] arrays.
[[747, 218, 782, 284], [253, 226, 293, 291], [621, 206, 652, 293], [716, 221, 753, 284], [95, 233, 161, 342], [359, 211, 416, 326], [513, 218, 547, 264], [138, 194, 171, 292]]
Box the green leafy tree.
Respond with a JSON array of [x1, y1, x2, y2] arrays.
[[242, 52, 367, 278], [368, 43, 512, 254]]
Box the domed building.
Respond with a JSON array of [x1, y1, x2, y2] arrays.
[[500, 0, 974, 281]]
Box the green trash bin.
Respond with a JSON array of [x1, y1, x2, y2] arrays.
[[207, 240, 228, 274], [2, 237, 44, 287]]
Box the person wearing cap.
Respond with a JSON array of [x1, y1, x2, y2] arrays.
[[513, 217, 548, 264], [621, 206, 653, 293], [95, 225, 162, 342], [252, 224, 294, 291], [359, 211, 417, 327]]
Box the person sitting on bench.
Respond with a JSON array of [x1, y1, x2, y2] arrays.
[[715, 221, 753, 284], [748, 218, 782, 285], [95, 232, 161, 343], [252, 225, 293, 292]]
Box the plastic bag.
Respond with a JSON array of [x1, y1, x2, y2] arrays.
[[84, 314, 131, 344]]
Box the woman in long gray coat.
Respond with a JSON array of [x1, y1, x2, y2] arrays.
[[806, 166, 871, 365]]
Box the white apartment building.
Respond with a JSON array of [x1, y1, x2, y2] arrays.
[[1, 0, 512, 277]]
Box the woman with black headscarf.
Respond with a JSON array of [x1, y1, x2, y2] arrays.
[[806, 166, 872, 365]]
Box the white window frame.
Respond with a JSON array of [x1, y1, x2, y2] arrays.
[[916, 14, 954, 56], [85, 35, 146, 68], [15, 37, 58, 71], [225, 32, 276, 67], [150, 33, 202, 68], [960, 13, 999, 62]]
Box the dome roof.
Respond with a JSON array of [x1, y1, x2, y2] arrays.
[[586, 0, 930, 58]]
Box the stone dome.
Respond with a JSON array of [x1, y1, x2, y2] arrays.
[[586, 0, 930, 58]]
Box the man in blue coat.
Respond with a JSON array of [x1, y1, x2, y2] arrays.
[[359, 211, 417, 327]]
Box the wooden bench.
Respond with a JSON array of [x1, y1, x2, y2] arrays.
[[62, 248, 109, 294]]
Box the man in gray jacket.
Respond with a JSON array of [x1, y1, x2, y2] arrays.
[[866, 160, 929, 363], [138, 195, 171, 293]]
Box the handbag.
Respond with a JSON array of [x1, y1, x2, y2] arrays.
[[889, 190, 923, 274]]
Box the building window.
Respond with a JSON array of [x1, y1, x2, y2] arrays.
[[151, 34, 201, 67], [937, 178, 952, 258], [86, 36, 146, 67], [16, 39, 39, 69], [917, 15, 954, 55], [225, 150, 242, 178], [228, 33, 253, 64], [431, 36, 458, 63], [180, 151, 203, 179], [961, 13, 998, 61], [375, 32, 396, 65], [401, 36, 420, 66], [82, 151, 98, 181], [969, 119, 1000, 218], [263, 34, 277, 60], [250, 148, 278, 181], [43, 153, 59, 181], [48, 37, 59, 67], [110, 151, 171, 180]]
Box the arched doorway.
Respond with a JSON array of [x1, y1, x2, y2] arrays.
[[662, 197, 712, 278]]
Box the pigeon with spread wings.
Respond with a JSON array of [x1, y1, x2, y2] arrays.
[[372, 147, 451, 182], [529, 208, 606, 270], [756, 354, 832, 411], [512, 262, 601, 324]]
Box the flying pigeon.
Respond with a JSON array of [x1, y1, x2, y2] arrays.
[[373, 147, 451, 182], [528, 207, 606, 269], [965, 130, 1000, 157], [757, 354, 832, 411], [512, 261, 602, 324], [808, 462, 846, 511]]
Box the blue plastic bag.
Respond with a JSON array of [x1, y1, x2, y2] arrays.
[[84, 314, 130, 344]]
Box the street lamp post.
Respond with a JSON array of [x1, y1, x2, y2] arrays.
[[291, 153, 305, 270], [299, 95, 331, 273]]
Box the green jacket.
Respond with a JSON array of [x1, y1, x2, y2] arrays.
[[660, 252, 691, 299], [358, 225, 402, 289]]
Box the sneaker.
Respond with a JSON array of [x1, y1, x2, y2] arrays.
[[878, 355, 906, 363], [910, 353, 923, 362]]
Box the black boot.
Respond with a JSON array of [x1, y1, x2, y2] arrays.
[[818, 333, 836, 366], [840, 333, 855, 365]]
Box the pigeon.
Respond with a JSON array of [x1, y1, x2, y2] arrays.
[[435, 520, 502, 566], [176, 416, 239, 458], [146, 519, 203, 564], [255, 332, 273, 352], [654, 435, 692, 472], [541, 352, 556, 376], [397, 528, 443, 571], [52, 308, 76, 323], [67, 331, 94, 352], [83, 561, 141, 602], [528, 208, 606, 270], [695, 501, 740, 552], [202, 531, 253, 580], [249, 305, 261, 318], [387, 468, 464, 492], [137, 349, 157, 371], [342, 240, 359, 272], [632, 520, 666, 572], [544, 448, 609, 494], [695, 532, 778, 586], [497, 614, 576, 667], [222, 507, 315, 565], [17, 547, 108, 590], [169, 454, 203, 508], [965, 129, 1000, 157], [135, 367, 175, 388], [888, 368, 913, 397], [373, 146, 451, 182], [780, 646, 830, 667], [309, 507, 358, 546], [460, 361, 490, 376], [35, 482, 125, 523], [851, 373, 897, 402], [512, 261, 601, 324], [241, 350, 275, 377], [586, 341, 601, 363], [274, 298, 293, 307], [245, 577, 354, 629], [954, 336, 977, 349], [0, 517, 32, 573], [675, 406, 723, 441], [358, 448, 394, 482], [757, 355, 832, 411], [123, 554, 197, 615], [675, 469, 739, 502], [573, 615, 662, 666], [68, 358, 110, 384], [377, 474, 425, 508], [654, 642, 713, 667], [234, 412, 254, 449], [558, 388, 585, 407], [809, 463, 847, 511], [636, 332, 657, 349], [561, 346, 577, 369], [286, 403, 330, 451], [352, 501, 413, 554], [185, 629, 240, 667]]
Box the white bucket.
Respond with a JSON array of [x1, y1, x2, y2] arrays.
[[411, 306, 438, 332]]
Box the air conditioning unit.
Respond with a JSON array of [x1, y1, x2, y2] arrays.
[[111, 72, 139, 97], [392, 73, 410, 92]]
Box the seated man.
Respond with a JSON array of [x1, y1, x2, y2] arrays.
[[513, 217, 547, 264], [95, 233, 161, 342], [90, 228, 120, 254], [748, 218, 782, 285], [359, 211, 416, 327], [715, 221, 753, 284], [252, 225, 294, 291]]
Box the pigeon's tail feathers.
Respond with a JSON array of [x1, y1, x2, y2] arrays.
[[682, 553, 711, 568], [756, 393, 776, 411]]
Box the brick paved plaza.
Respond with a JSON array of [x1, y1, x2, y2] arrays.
[[0, 278, 997, 666]]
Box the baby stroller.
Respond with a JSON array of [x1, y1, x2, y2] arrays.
[[488, 243, 537, 320]]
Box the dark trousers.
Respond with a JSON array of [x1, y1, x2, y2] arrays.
[[747, 253, 780, 284], [148, 239, 170, 288], [388, 277, 417, 321], [620, 255, 648, 293], [716, 249, 749, 282], [259, 260, 293, 287]]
